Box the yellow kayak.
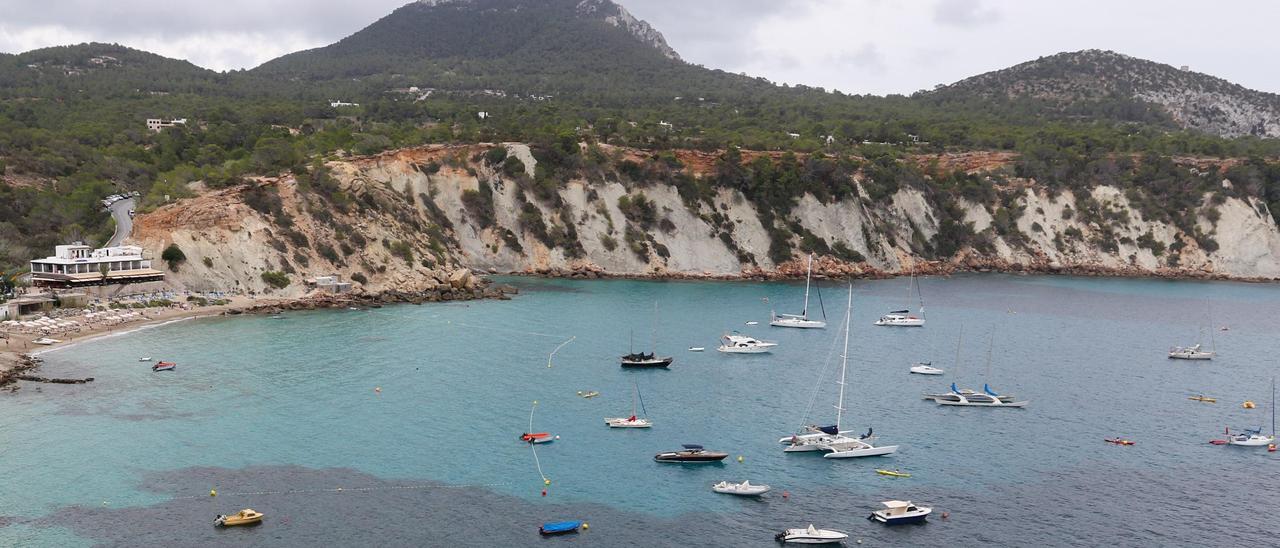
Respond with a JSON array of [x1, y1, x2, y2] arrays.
[[876, 469, 911, 478], [1188, 396, 1217, 403], [215, 509, 263, 527]]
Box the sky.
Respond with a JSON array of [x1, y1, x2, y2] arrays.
[[2, 0, 1279, 96]]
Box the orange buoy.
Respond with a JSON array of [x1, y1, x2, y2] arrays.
[[782, 491, 790, 500], [942, 512, 950, 520], [1270, 444, 1276, 452]]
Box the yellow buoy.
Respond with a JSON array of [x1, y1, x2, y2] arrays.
[[544, 479, 551, 486], [210, 489, 217, 497], [374, 387, 381, 393], [1243, 401, 1256, 409], [582, 523, 589, 530], [737, 455, 744, 463]]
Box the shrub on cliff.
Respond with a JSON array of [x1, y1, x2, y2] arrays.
[[161, 244, 186, 271], [461, 181, 496, 228], [260, 271, 290, 289]]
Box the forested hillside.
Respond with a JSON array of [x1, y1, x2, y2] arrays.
[[3, 0, 1280, 280]]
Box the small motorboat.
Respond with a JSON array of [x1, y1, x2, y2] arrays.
[[214, 508, 263, 527], [909, 362, 943, 375], [654, 444, 728, 463], [876, 469, 911, 478], [32, 337, 61, 345], [1188, 395, 1217, 403], [745, 321, 759, 325], [152, 361, 177, 372], [577, 390, 600, 399], [268, 315, 285, 320], [1226, 427, 1275, 447], [137, 357, 153, 362], [869, 500, 931, 525], [538, 520, 582, 536], [712, 480, 771, 496], [775, 524, 847, 544], [1104, 438, 1135, 446], [520, 432, 558, 444], [688, 347, 705, 352]]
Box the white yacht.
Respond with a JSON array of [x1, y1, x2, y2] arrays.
[[932, 383, 1028, 408], [775, 525, 848, 544], [781, 285, 898, 459], [875, 310, 925, 327], [717, 333, 777, 354], [771, 254, 826, 329], [1168, 343, 1214, 360], [909, 362, 944, 375]]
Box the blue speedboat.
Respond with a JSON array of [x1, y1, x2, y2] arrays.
[[539, 520, 583, 536]]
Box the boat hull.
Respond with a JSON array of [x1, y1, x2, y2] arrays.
[[870, 512, 929, 525], [770, 318, 827, 329], [1227, 435, 1275, 446], [605, 418, 652, 428], [620, 357, 673, 368], [654, 452, 728, 463], [823, 444, 898, 459], [717, 346, 772, 354], [776, 530, 848, 544], [936, 399, 1028, 408], [909, 366, 943, 375]]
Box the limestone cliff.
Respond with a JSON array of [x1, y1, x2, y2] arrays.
[[129, 143, 1280, 294]]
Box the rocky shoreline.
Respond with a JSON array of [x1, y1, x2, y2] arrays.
[[507, 255, 1278, 284]]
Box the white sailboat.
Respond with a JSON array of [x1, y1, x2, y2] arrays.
[[1227, 378, 1276, 447], [1169, 303, 1216, 360], [605, 382, 652, 428], [875, 263, 925, 327], [782, 285, 898, 459], [771, 254, 826, 329]]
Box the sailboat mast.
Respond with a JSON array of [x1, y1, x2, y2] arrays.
[[802, 254, 813, 319], [953, 326, 964, 380], [835, 284, 852, 431], [1272, 377, 1276, 437], [651, 301, 658, 352]]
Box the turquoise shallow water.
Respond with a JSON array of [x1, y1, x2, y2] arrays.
[[2, 274, 1278, 546]]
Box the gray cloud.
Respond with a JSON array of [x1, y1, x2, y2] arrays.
[[933, 0, 1000, 28], [2, 0, 1280, 96]]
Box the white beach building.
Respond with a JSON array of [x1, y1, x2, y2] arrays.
[[29, 244, 165, 289]]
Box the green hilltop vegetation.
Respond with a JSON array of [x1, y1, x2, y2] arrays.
[[2, 0, 1280, 272]]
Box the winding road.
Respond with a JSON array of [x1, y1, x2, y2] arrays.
[[106, 197, 135, 247]]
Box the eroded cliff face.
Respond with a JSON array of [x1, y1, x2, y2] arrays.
[[130, 143, 1280, 295]]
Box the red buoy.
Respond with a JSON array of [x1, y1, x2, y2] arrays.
[[541, 489, 547, 497]]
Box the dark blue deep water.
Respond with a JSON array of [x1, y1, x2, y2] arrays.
[[2, 274, 1277, 547]]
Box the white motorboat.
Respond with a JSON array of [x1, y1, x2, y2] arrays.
[[771, 254, 827, 329], [782, 285, 898, 458], [32, 337, 61, 345], [875, 264, 926, 327], [1168, 344, 1214, 360], [712, 480, 771, 496], [1227, 379, 1276, 447], [606, 383, 652, 428], [909, 362, 943, 375], [688, 347, 705, 352], [869, 500, 932, 525], [717, 333, 777, 354], [775, 525, 848, 544], [137, 357, 153, 362]]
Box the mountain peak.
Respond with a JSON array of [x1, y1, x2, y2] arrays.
[[407, 0, 678, 61], [934, 49, 1280, 138]]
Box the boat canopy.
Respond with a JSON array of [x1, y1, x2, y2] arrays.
[[888, 310, 909, 314], [817, 425, 839, 435], [881, 500, 912, 509], [983, 384, 999, 396], [681, 444, 704, 450]]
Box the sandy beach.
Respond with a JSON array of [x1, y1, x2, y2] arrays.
[[1, 296, 262, 379]]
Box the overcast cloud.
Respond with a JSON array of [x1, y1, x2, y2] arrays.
[[2, 0, 1279, 95]]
